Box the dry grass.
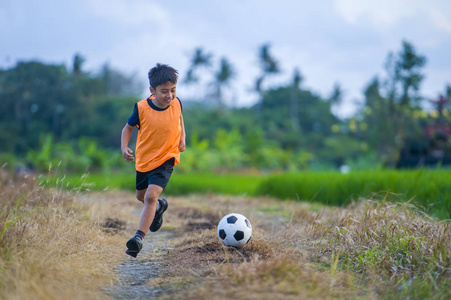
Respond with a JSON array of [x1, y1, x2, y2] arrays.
[[143, 194, 450, 299], [306, 196, 451, 299], [1, 172, 449, 299], [0, 171, 127, 299], [145, 195, 361, 299]]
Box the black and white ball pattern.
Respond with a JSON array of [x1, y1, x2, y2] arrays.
[[217, 213, 252, 248]]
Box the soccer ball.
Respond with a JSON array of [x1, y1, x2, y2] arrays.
[[217, 213, 252, 248]]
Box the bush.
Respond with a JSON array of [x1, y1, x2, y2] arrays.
[[25, 134, 128, 173]]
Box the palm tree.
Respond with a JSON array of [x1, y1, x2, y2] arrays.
[[254, 43, 280, 117], [290, 68, 303, 131], [184, 47, 213, 84], [72, 53, 85, 75], [212, 57, 235, 106], [259, 43, 280, 75], [329, 82, 343, 116]]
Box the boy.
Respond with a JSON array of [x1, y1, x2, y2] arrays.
[[121, 63, 185, 258]]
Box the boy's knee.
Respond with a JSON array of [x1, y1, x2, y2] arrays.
[[144, 193, 158, 205], [136, 190, 145, 203], [143, 185, 163, 204]]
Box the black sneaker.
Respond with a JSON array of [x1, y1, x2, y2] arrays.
[[150, 198, 168, 232], [125, 236, 143, 258]]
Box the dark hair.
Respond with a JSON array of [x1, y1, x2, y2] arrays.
[[148, 63, 179, 89]]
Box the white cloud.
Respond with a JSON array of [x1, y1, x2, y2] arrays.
[[429, 8, 451, 33], [333, 0, 425, 26], [84, 0, 168, 25]]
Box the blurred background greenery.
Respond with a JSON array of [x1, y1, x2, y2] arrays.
[[1, 41, 450, 173], [1, 41, 450, 218]]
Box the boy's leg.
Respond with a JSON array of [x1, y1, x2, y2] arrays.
[[126, 184, 162, 258], [127, 159, 173, 257], [137, 184, 163, 233], [135, 171, 148, 203], [136, 188, 162, 213], [136, 189, 146, 203]]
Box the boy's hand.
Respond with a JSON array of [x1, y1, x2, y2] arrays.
[[122, 147, 135, 162], [179, 136, 186, 152]]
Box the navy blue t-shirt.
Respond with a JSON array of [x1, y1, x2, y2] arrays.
[[127, 97, 183, 127]]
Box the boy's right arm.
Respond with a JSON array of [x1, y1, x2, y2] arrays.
[[121, 124, 135, 162]]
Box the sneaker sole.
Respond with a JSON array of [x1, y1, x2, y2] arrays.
[[126, 239, 142, 258], [150, 198, 168, 232], [125, 249, 138, 258]]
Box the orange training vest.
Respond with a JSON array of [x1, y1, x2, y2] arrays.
[[135, 95, 182, 172]]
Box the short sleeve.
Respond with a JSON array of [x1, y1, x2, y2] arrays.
[[177, 97, 183, 111], [127, 103, 140, 127]]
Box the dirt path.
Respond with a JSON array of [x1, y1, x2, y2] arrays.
[[92, 192, 287, 298], [107, 231, 173, 299], [93, 192, 345, 299], [92, 191, 448, 299]]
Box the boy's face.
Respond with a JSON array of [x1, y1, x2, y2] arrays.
[[150, 82, 177, 108]]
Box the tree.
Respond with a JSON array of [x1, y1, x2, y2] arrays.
[[290, 68, 303, 131], [211, 57, 235, 106], [255, 43, 280, 93], [100, 63, 142, 96], [259, 83, 337, 152], [362, 41, 427, 166], [395, 41, 426, 107], [0, 61, 68, 151], [362, 78, 394, 156], [384, 40, 426, 108], [72, 53, 85, 75], [445, 84, 451, 100], [0, 56, 143, 155], [259, 43, 280, 75], [184, 47, 213, 84], [329, 82, 343, 116], [254, 43, 281, 119]]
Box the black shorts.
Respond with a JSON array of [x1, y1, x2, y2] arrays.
[[136, 158, 175, 191]]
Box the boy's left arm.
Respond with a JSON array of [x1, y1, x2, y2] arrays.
[[179, 113, 186, 152]]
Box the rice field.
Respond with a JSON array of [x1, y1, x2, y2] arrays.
[[50, 169, 451, 219]]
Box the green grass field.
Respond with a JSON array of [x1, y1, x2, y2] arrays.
[[256, 169, 451, 219], [47, 169, 451, 219], [45, 172, 263, 195], [257, 170, 451, 219]]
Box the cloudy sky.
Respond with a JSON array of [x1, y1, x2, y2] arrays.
[[1, 0, 450, 116]]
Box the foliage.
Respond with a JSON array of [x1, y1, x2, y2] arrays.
[[358, 41, 443, 167], [26, 133, 130, 173], [0, 153, 18, 171], [1, 41, 450, 173], [0, 57, 140, 154]]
